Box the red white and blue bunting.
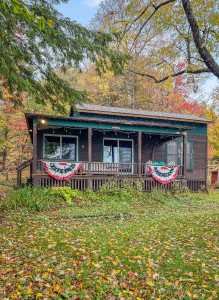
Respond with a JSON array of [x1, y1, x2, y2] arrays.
[[148, 165, 180, 184], [43, 161, 82, 181]]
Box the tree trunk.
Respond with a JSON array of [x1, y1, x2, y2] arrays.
[[2, 129, 9, 181], [182, 0, 219, 79]]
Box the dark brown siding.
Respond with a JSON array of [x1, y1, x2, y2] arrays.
[[152, 134, 207, 181], [187, 134, 207, 181]]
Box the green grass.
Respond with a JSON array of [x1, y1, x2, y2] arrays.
[[0, 190, 219, 299]]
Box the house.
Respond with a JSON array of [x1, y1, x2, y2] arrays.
[[17, 104, 210, 191]]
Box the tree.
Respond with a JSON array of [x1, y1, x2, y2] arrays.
[[0, 86, 56, 181], [94, 0, 219, 83], [0, 0, 128, 112], [206, 87, 219, 162], [0, 92, 30, 180], [61, 61, 197, 114]]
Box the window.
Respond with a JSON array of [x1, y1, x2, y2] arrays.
[[103, 139, 133, 164], [186, 141, 193, 170], [166, 138, 193, 170], [44, 135, 77, 160], [166, 141, 180, 166]]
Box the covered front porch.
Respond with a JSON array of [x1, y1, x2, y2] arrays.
[[18, 113, 191, 190]]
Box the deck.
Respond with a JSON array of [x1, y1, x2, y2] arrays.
[[17, 160, 206, 192]]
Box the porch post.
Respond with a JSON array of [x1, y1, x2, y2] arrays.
[[88, 127, 92, 189], [138, 131, 142, 176], [151, 146, 155, 161], [32, 123, 37, 174], [182, 131, 187, 179]]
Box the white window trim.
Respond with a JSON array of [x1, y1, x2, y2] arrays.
[[103, 137, 134, 164], [43, 134, 78, 161]]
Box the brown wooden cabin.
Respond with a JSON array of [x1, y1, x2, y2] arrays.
[[17, 104, 210, 191]]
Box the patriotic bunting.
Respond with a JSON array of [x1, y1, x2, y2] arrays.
[[149, 165, 179, 184], [43, 161, 82, 181]]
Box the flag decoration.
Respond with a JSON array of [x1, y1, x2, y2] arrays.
[[149, 165, 180, 184], [43, 161, 82, 181]]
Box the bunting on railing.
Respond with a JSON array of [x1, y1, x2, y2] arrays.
[[148, 165, 180, 184], [43, 161, 82, 181]]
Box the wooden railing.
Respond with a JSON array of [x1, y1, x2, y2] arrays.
[[17, 158, 32, 186], [36, 160, 183, 177]]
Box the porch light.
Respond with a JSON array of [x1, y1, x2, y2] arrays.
[[40, 119, 46, 124]]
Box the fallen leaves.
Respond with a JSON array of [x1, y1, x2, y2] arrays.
[[0, 192, 219, 299]]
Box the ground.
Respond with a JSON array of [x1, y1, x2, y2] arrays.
[[0, 190, 219, 299]]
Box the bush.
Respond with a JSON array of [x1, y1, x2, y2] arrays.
[[149, 188, 171, 203], [0, 187, 66, 212], [51, 186, 83, 204], [98, 179, 143, 202]]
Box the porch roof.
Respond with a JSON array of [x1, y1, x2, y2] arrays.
[[25, 112, 192, 140]]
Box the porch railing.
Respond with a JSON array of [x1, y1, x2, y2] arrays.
[[36, 160, 183, 177]]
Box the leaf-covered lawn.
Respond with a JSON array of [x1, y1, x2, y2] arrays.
[[0, 192, 219, 299]]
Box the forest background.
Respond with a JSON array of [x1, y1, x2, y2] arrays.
[[0, 0, 219, 182]]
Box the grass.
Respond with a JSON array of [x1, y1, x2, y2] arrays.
[[0, 189, 219, 299]]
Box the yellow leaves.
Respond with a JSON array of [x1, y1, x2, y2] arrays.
[[111, 260, 119, 266], [163, 76, 173, 92], [36, 293, 43, 298], [92, 262, 101, 268], [26, 286, 33, 295], [146, 279, 155, 287], [42, 272, 49, 279], [186, 291, 199, 299], [48, 243, 57, 249], [123, 289, 133, 295], [113, 269, 121, 275], [54, 284, 61, 291], [212, 290, 218, 297], [186, 291, 192, 298], [6, 268, 12, 272], [47, 19, 53, 28], [47, 268, 53, 273]]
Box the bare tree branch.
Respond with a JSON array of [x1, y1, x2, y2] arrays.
[[134, 0, 177, 42], [127, 67, 210, 83], [182, 0, 219, 79]]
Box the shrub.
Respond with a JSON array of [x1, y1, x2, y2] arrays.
[[51, 186, 83, 204], [170, 180, 190, 197], [149, 188, 171, 203], [98, 178, 143, 202], [0, 187, 66, 212]]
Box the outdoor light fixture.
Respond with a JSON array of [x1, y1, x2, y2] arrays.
[[40, 119, 46, 124]]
